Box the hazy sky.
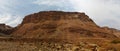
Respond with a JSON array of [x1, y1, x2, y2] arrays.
[[0, 0, 120, 29]]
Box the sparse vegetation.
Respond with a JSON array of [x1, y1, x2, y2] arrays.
[[111, 39, 120, 44]]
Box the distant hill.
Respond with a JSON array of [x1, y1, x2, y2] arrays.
[[0, 24, 13, 35]]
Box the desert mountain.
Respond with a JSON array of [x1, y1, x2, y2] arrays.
[[12, 11, 119, 40]]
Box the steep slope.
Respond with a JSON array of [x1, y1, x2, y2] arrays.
[[12, 11, 118, 40]]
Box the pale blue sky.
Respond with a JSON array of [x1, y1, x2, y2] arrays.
[[0, 0, 120, 29]]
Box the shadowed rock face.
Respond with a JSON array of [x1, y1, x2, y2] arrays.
[[0, 24, 13, 35], [12, 11, 119, 40]]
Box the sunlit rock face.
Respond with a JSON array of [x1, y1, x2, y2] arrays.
[[12, 11, 119, 41]]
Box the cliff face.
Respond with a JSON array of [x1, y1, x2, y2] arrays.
[[12, 11, 118, 39], [22, 11, 95, 25]]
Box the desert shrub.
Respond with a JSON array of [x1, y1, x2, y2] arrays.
[[111, 39, 120, 44]]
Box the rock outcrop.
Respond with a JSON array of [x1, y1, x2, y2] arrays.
[[12, 11, 119, 40]]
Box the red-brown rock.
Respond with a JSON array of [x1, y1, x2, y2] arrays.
[[12, 11, 119, 40]]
